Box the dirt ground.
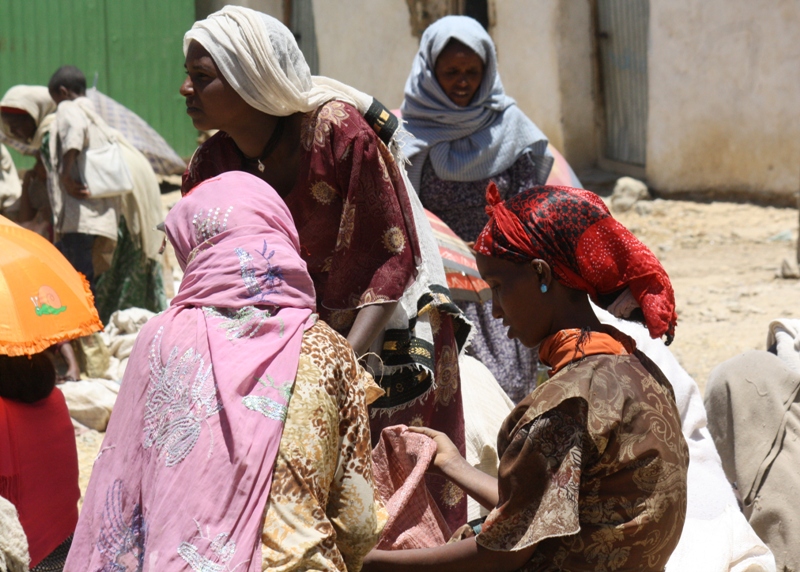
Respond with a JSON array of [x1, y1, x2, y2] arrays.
[[74, 196, 800, 501], [613, 197, 800, 391]]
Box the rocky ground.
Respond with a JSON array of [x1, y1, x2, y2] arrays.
[[74, 194, 800, 501]]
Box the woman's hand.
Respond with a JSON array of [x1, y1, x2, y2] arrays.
[[407, 426, 466, 478], [409, 426, 499, 511], [61, 172, 90, 199], [60, 149, 90, 199], [347, 302, 398, 357]]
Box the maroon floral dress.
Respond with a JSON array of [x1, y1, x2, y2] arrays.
[[183, 101, 418, 323]]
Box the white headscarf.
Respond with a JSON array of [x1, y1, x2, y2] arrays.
[[184, 6, 372, 117], [0, 85, 57, 154]]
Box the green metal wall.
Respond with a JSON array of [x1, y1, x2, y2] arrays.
[[0, 0, 196, 169]]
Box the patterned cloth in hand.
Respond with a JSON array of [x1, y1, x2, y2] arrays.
[[372, 425, 450, 550]]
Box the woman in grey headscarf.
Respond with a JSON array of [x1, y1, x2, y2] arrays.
[[402, 16, 553, 403]]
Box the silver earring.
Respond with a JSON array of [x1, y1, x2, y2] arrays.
[[540, 284, 548, 294]]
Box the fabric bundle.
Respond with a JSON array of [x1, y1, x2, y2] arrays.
[[372, 425, 451, 550]]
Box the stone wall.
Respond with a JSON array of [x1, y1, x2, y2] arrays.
[[647, 0, 800, 203]]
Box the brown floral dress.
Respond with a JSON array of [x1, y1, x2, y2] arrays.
[[260, 321, 387, 572], [477, 340, 689, 571]]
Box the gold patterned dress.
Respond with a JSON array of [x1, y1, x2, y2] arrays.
[[476, 329, 689, 571], [260, 321, 387, 572]]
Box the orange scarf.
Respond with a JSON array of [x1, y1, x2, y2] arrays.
[[539, 328, 636, 376]]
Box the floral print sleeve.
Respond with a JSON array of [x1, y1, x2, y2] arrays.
[[289, 102, 420, 327], [260, 321, 387, 572], [477, 399, 587, 552], [477, 351, 688, 571]]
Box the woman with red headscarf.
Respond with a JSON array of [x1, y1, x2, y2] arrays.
[[363, 185, 687, 571]]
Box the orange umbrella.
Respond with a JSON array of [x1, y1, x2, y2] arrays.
[[0, 216, 103, 356]]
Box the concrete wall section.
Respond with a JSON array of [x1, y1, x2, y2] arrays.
[[647, 0, 800, 202], [556, 0, 598, 169], [494, 0, 565, 152], [313, 0, 419, 108], [196, 0, 283, 20]]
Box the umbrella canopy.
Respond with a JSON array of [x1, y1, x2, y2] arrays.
[[86, 88, 186, 177], [0, 216, 103, 356], [426, 209, 491, 303]]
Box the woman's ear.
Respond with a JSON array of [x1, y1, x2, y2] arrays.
[[530, 259, 553, 288]]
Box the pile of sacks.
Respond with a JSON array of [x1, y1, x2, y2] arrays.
[[61, 308, 154, 431]]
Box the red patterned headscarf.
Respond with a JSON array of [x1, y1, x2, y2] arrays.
[[474, 183, 677, 343]]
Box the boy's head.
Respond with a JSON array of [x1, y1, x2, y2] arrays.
[[48, 65, 86, 104]]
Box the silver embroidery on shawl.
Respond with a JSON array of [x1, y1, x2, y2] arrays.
[[143, 327, 222, 467], [242, 395, 288, 422], [97, 479, 146, 572], [203, 306, 272, 340], [235, 247, 261, 298], [178, 521, 242, 572], [235, 240, 284, 303], [192, 206, 233, 243], [241, 374, 294, 422]]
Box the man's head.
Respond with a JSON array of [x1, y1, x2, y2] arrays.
[[48, 65, 87, 104]]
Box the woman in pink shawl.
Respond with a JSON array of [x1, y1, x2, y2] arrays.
[[66, 171, 385, 571]]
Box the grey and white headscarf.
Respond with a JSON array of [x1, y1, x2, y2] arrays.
[[401, 15, 549, 191]]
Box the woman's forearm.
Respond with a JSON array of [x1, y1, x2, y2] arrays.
[[60, 149, 89, 198], [362, 537, 536, 572], [347, 301, 398, 357], [440, 456, 498, 510]]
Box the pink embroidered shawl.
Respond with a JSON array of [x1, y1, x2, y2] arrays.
[[66, 171, 317, 571]]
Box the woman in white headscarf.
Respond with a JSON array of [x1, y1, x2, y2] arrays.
[[180, 6, 471, 530], [402, 16, 553, 404], [0, 85, 57, 235]]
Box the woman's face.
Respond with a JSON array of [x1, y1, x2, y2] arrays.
[[476, 254, 552, 348], [433, 40, 485, 107], [1, 112, 36, 143], [180, 41, 259, 132]]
